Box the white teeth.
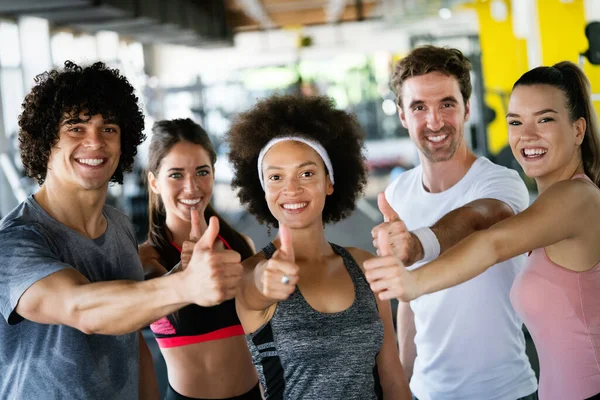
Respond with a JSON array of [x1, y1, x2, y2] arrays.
[[282, 202, 307, 210], [78, 158, 104, 166], [524, 149, 547, 156], [179, 199, 200, 205], [427, 135, 447, 142]]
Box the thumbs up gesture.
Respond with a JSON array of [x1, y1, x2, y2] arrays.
[[180, 208, 205, 269], [254, 224, 299, 301], [371, 192, 424, 267], [183, 216, 243, 307], [364, 227, 420, 302]]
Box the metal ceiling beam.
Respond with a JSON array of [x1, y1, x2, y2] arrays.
[[0, 0, 233, 48], [325, 0, 347, 23], [234, 0, 275, 29]]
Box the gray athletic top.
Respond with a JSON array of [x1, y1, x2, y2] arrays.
[[0, 195, 143, 399], [245, 243, 384, 400]]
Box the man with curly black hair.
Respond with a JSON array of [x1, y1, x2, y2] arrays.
[[228, 94, 411, 399], [0, 61, 244, 400]]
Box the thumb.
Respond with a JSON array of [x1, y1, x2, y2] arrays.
[[276, 224, 295, 262], [197, 216, 219, 250], [189, 208, 202, 241], [378, 192, 399, 223], [378, 228, 393, 257]]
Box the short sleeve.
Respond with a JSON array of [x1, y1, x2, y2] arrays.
[[469, 166, 530, 214], [0, 224, 71, 324]]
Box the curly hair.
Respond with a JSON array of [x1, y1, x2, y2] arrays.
[[391, 45, 472, 109], [227, 94, 368, 227], [18, 60, 145, 185]]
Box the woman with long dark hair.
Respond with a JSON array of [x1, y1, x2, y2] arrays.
[[366, 62, 600, 400], [139, 118, 260, 400]]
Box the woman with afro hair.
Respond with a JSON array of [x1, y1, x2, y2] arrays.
[[227, 94, 410, 400]]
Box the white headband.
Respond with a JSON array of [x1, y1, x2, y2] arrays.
[[257, 136, 335, 190]]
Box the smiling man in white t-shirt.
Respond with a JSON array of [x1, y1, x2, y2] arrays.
[[370, 46, 538, 400]]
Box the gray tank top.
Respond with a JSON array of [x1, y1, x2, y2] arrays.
[[245, 242, 384, 400]]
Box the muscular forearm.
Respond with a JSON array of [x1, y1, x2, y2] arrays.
[[69, 273, 190, 335], [430, 200, 514, 256], [415, 230, 501, 296], [383, 378, 411, 400]]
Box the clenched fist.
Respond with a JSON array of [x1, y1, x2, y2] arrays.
[[183, 215, 243, 307], [254, 224, 299, 301], [364, 225, 421, 302], [371, 192, 424, 266]]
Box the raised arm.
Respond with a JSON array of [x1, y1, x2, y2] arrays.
[[367, 179, 599, 301], [396, 301, 417, 382], [236, 225, 298, 332], [12, 217, 243, 335], [372, 193, 515, 266]]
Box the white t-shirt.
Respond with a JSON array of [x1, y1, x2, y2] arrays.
[[385, 157, 537, 400]]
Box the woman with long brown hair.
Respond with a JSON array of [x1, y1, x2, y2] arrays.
[[367, 62, 600, 400], [139, 118, 260, 400]]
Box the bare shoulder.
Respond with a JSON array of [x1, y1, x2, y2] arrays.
[[344, 247, 375, 271], [241, 234, 256, 253], [138, 241, 159, 261], [539, 178, 600, 206], [242, 251, 267, 269]]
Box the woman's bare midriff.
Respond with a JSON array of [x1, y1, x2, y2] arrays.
[[161, 334, 258, 398]]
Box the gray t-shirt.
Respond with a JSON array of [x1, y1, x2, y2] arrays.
[[0, 195, 144, 400]]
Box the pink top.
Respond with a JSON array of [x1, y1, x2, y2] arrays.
[[510, 174, 600, 399]]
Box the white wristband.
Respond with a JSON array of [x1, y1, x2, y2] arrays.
[[411, 227, 440, 263]]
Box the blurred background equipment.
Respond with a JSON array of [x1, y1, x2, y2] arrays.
[[2, 0, 600, 396]]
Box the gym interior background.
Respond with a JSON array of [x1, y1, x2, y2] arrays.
[[0, 0, 598, 397]]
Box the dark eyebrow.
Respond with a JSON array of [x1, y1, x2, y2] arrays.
[[408, 100, 425, 110], [440, 96, 458, 103], [533, 108, 558, 116], [408, 96, 458, 110], [60, 116, 119, 126], [167, 165, 211, 172], [61, 117, 86, 126], [506, 109, 558, 119], [298, 161, 317, 168]]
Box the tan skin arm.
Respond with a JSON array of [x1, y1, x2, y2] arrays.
[[138, 331, 160, 400], [235, 255, 279, 333], [379, 179, 600, 301], [373, 195, 515, 266], [236, 226, 299, 332], [15, 268, 190, 335], [241, 234, 257, 254], [16, 218, 243, 335], [396, 301, 417, 382], [350, 248, 411, 400]]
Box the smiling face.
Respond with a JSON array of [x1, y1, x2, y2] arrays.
[[45, 112, 121, 192], [261, 140, 334, 229], [149, 141, 214, 224], [507, 84, 585, 182], [399, 72, 470, 164]]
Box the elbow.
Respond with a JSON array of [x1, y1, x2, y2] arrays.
[[484, 231, 506, 266], [66, 302, 106, 335]]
